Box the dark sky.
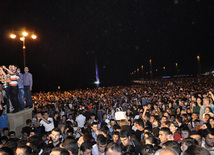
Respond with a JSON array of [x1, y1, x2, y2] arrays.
[[0, 0, 214, 91]]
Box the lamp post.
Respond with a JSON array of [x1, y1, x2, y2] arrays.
[[10, 31, 37, 68], [137, 68, 139, 80], [141, 65, 144, 79], [175, 62, 179, 75], [163, 66, 166, 76], [197, 55, 201, 76], [149, 59, 153, 79]]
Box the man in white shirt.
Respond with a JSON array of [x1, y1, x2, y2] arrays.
[[75, 110, 86, 128], [37, 111, 54, 132]]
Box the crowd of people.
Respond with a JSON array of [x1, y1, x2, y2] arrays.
[[1, 75, 214, 155]]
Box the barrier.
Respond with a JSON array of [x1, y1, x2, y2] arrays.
[[7, 108, 33, 137]]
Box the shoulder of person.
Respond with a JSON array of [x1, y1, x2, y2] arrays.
[[48, 117, 54, 121]]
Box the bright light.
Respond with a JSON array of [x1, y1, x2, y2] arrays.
[[22, 31, 28, 37], [20, 37, 25, 41], [94, 81, 100, 85], [197, 55, 200, 61], [10, 34, 16, 39], [31, 34, 37, 39]]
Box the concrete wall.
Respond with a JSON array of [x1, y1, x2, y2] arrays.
[[7, 108, 33, 137]]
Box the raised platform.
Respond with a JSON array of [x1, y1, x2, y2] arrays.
[[7, 108, 33, 137]]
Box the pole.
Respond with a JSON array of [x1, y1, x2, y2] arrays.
[[141, 65, 143, 79], [137, 68, 139, 80], [197, 55, 201, 76], [23, 37, 26, 68], [149, 59, 153, 79], [175, 63, 178, 75]]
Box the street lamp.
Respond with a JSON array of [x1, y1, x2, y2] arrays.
[[10, 30, 37, 68], [175, 63, 179, 75], [197, 55, 201, 76], [149, 59, 153, 79], [163, 66, 166, 76], [141, 65, 144, 79]]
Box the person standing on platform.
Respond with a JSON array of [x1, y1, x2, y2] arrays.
[[2, 65, 21, 113], [23, 67, 33, 108], [17, 68, 25, 110]]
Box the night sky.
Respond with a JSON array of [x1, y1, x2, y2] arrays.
[[0, 0, 214, 91]]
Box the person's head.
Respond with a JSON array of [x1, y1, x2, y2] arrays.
[[144, 136, 157, 146], [208, 117, 214, 126], [21, 131, 29, 140], [97, 135, 107, 153], [202, 128, 214, 148], [66, 129, 73, 137], [144, 126, 152, 134], [159, 127, 173, 143], [100, 126, 109, 138], [106, 143, 121, 155], [16, 146, 32, 155], [205, 107, 212, 114], [204, 114, 211, 121], [143, 132, 153, 140], [113, 124, 121, 132], [62, 115, 67, 121], [50, 147, 70, 155], [80, 142, 92, 155], [26, 135, 42, 154], [161, 116, 167, 123], [191, 113, 198, 120], [9, 65, 16, 72], [113, 132, 120, 144], [169, 123, 178, 134], [203, 97, 210, 107], [3, 128, 9, 137], [181, 127, 190, 140], [141, 144, 155, 155], [202, 122, 212, 130], [29, 130, 39, 137], [90, 113, 96, 120], [180, 138, 198, 153], [77, 133, 92, 147], [155, 148, 178, 155], [24, 67, 29, 73], [42, 111, 49, 120], [119, 119, 127, 127], [102, 113, 107, 120], [17, 68, 21, 73], [91, 122, 98, 132], [51, 128, 62, 143], [183, 145, 210, 155], [0, 136, 8, 145], [190, 131, 202, 146], [8, 131, 16, 139], [119, 130, 131, 147], [136, 119, 144, 130], [162, 141, 181, 155], [68, 114, 73, 120], [26, 119, 32, 126], [63, 141, 78, 155]]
